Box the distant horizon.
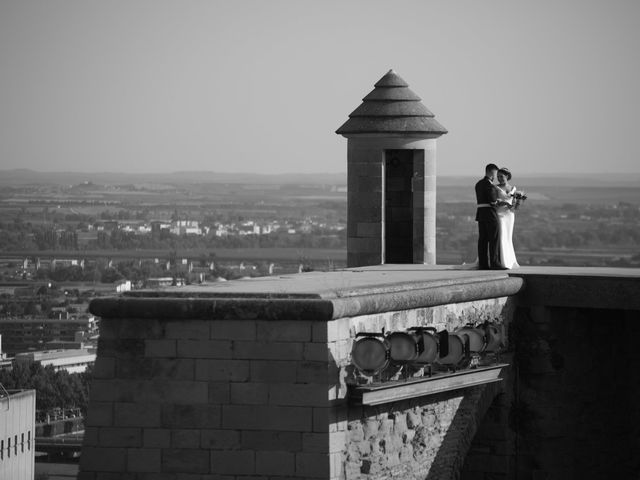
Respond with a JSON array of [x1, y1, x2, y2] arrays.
[[2, 168, 640, 190], [2, 167, 640, 178]]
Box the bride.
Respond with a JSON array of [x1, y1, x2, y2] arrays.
[[495, 167, 519, 269]]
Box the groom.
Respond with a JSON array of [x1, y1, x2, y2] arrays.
[[475, 163, 501, 270]]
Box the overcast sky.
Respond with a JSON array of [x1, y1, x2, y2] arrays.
[[1, 0, 639, 176]]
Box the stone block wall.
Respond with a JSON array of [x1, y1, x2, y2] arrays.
[[78, 286, 517, 480], [504, 306, 640, 479], [79, 315, 343, 479]]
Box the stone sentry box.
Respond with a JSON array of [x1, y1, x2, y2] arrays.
[[336, 70, 447, 268], [77, 268, 522, 479]]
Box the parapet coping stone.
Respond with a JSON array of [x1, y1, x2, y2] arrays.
[[89, 265, 640, 320], [89, 266, 524, 321]]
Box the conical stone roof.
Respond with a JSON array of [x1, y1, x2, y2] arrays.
[[336, 70, 447, 136]]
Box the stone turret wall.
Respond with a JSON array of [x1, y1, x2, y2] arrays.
[[346, 137, 438, 267]]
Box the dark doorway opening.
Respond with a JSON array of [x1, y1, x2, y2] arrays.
[[384, 150, 415, 263]]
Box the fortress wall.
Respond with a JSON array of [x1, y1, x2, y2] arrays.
[[77, 268, 640, 480], [77, 292, 516, 480], [466, 305, 640, 480], [461, 271, 640, 480]]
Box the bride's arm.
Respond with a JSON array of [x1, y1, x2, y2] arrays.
[[496, 187, 510, 200], [496, 185, 517, 208]]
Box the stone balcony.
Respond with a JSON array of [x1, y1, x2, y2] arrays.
[[78, 265, 640, 480]]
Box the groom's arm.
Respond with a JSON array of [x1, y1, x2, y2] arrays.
[[488, 184, 498, 206]]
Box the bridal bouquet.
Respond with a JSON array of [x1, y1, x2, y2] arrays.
[[512, 191, 528, 209]]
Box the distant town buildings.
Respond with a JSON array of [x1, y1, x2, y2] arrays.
[[74, 217, 345, 241], [170, 220, 202, 236], [0, 315, 98, 355], [115, 280, 132, 293], [13, 348, 96, 374], [212, 219, 344, 237]]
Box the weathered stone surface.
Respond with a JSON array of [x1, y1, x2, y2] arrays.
[[222, 405, 313, 432], [195, 359, 250, 382], [200, 429, 240, 449], [256, 450, 295, 475], [98, 427, 142, 447], [79, 447, 127, 472], [211, 449, 255, 475], [85, 402, 114, 427], [114, 402, 161, 427], [256, 320, 312, 342], [233, 341, 304, 360], [92, 356, 116, 379], [142, 428, 171, 448], [208, 382, 230, 404], [161, 404, 221, 429], [295, 452, 331, 478], [144, 339, 177, 358], [240, 430, 302, 452], [162, 448, 210, 473], [269, 383, 329, 407], [230, 382, 269, 405], [116, 357, 195, 380], [165, 431, 198, 451], [211, 319, 257, 340], [176, 340, 233, 359], [250, 360, 297, 383], [127, 448, 161, 472]]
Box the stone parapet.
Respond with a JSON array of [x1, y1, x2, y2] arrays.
[[78, 266, 640, 479], [78, 267, 521, 479], [91, 270, 523, 321]]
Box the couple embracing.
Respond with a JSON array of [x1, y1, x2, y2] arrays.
[[475, 163, 520, 270]]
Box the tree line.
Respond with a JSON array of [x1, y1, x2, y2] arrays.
[[0, 362, 92, 416]]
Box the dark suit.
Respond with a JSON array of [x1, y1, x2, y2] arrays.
[[475, 177, 500, 269]]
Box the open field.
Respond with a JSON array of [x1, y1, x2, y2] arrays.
[[437, 185, 640, 205], [0, 247, 346, 262]]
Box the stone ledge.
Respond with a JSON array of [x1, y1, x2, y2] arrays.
[[89, 275, 524, 321]]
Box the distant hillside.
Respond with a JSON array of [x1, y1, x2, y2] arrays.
[[438, 173, 640, 188], [1, 169, 639, 188], [0, 169, 348, 186]]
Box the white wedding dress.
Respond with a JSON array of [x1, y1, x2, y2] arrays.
[[496, 185, 519, 269]]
